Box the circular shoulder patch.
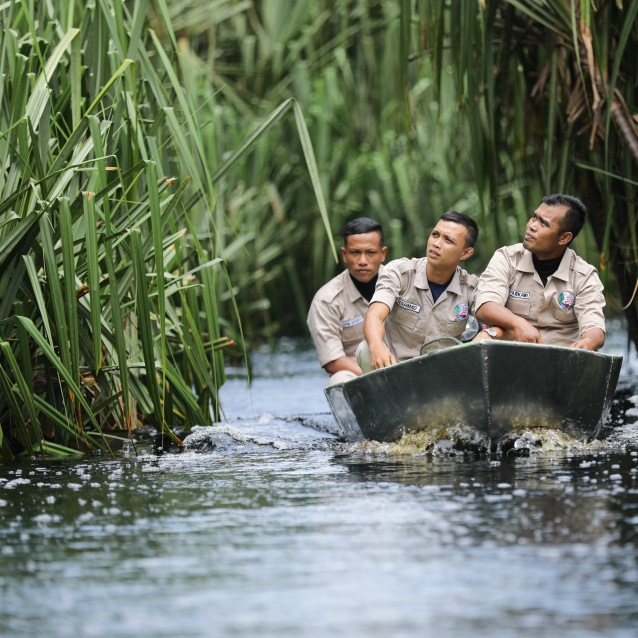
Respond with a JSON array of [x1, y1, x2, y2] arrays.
[[454, 303, 469, 321], [558, 291, 575, 310]]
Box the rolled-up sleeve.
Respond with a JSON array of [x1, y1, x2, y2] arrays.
[[575, 270, 606, 336], [307, 297, 346, 367], [370, 262, 403, 311], [474, 250, 512, 310]]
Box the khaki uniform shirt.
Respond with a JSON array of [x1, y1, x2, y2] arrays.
[[474, 243, 605, 346], [371, 258, 479, 362], [307, 266, 384, 367]]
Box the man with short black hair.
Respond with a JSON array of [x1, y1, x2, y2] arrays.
[[474, 194, 605, 350], [308, 217, 387, 385], [360, 211, 479, 370]]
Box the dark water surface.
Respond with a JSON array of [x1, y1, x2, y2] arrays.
[[1, 331, 638, 637]]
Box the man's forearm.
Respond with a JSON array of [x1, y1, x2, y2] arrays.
[[364, 312, 386, 347], [475, 301, 519, 330], [324, 356, 362, 376]]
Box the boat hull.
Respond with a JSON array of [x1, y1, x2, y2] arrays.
[[324, 341, 622, 443]]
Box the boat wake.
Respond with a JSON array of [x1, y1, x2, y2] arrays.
[[180, 407, 637, 458]]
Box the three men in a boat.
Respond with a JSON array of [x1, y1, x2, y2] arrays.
[[307, 217, 387, 386], [307, 193, 605, 382], [474, 194, 605, 351]]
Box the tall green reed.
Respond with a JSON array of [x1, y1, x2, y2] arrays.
[[0, 0, 331, 459]]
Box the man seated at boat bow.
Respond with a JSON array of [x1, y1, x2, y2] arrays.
[[359, 211, 479, 371], [307, 217, 388, 385], [473, 194, 605, 350]]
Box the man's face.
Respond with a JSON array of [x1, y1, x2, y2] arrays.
[[340, 232, 387, 283], [427, 220, 473, 269], [523, 203, 572, 255]]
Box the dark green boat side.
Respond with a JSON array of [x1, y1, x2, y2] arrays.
[[324, 341, 623, 443]]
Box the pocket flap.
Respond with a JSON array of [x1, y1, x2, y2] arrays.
[[506, 299, 531, 316]]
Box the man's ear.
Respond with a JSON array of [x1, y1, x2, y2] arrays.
[[340, 245, 347, 262], [557, 231, 573, 246], [460, 246, 474, 261], [381, 246, 388, 262]]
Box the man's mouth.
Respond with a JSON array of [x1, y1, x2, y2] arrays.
[[524, 232, 535, 242], [428, 249, 440, 258]]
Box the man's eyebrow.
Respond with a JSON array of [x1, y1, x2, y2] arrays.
[[443, 233, 456, 243], [535, 212, 550, 226]]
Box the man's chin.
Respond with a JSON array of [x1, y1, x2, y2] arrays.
[[522, 239, 534, 252]]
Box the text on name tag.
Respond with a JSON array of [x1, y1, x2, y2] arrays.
[[396, 298, 421, 313], [341, 315, 364, 328], [508, 288, 530, 300]]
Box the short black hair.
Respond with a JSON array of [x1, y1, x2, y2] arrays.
[[343, 217, 384, 246], [542, 194, 588, 240], [439, 211, 479, 248]]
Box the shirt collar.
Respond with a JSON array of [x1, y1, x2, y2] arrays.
[[415, 259, 463, 295], [518, 249, 536, 274], [519, 247, 571, 281], [552, 249, 572, 281]]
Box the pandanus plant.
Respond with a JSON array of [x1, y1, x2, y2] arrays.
[[0, 0, 333, 459]]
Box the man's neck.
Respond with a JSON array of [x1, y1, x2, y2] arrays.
[[426, 261, 457, 285]]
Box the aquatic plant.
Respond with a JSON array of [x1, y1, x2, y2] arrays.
[[0, 0, 331, 459]]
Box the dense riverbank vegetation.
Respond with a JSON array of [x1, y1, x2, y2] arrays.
[[0, 0, 331, 459], [1, 0, 637, 458]]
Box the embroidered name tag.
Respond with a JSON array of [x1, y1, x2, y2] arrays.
[[396, 298, 421, 313], [341, 315, 364, 328], [508, 288, 531, 300]]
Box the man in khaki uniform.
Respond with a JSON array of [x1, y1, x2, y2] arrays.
[[474, 194, 605, 350], [360, 211, 479, 370], [308, 218, 387, 385]]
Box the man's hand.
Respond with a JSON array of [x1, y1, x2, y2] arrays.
[[570, 328, 604, 351], [477, 302, 541, 343], [510, 317, 542, 344], [370, 343, 396, 369], [571, 337, 597, 351]]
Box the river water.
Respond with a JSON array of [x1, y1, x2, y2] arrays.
[[1, 329, 638, 637]]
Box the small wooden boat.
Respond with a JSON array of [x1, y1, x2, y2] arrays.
[[325, 340, 622, 443]]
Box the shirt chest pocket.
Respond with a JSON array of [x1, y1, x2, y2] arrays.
[[342, 322, 364, 345], [506, 298, 531, 317], [390, 305, 420, 330], [553, 308, 576, 323], [446, 319, 467, 338]]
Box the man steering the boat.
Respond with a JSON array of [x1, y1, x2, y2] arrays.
[[359, 211, 479, 371], [473, 194, 605, 350], [308, 217, 388, 385]]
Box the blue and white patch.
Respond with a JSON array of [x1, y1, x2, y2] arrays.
[[508, 288, 531, 300], [341, 315, 364, 328], [396, 298, 421, 313]]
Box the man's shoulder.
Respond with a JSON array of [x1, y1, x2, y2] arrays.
[[494, 243, 526, 260], [383, 257, 424, 275], [457, 266, 479, 287], [311, 270, 349, 305], [569, 249, 599, 278]]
